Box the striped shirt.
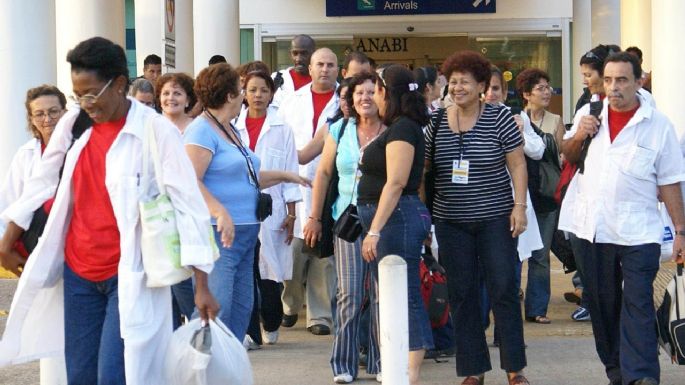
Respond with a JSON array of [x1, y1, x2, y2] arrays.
[[425, 103, 523, 221]]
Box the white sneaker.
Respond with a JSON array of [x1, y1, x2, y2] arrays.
[[242, 335, 261, 350], [262, 330, 279, 345], [376, 373, 382, 383], [333, 373, 354, 383]]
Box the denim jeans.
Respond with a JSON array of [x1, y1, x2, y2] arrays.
[[435, 216, 526, 376], [171, 278, 195, 330], [524, 209, 559, 318], [358, 195, 434, 352], [575, 239, 661, 385], [63, 263, 125, 385], [207, 224, 260, 342]]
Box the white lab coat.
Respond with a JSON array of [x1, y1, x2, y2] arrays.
[[559, 94, 685, 245], [278, 84, 339, 238], [236, 106, 302, 281], [0, 138, 41, 235], [0, 99, 215, 384]]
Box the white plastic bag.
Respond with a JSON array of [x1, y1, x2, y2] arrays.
[[660, 203, 676, 263], [165, 318, 253, 385]]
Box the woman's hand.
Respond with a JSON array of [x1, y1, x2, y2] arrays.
[[216, 209, 235, 248], [286, 173, 312, 187], [303, 217, 322, 248], [510, 205, 528, 238], [281, 215, 296, 245], [0, 246, 27, 277], [193, 270, 219, 322], [361, 234, 380, 262]]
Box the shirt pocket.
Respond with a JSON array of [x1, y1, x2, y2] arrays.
[[108, 176, 141, 222], [616, 201, 647, 240], [118, 270, 154, 335], [620, 145, 656, 181], [264, 147, 286, 170]]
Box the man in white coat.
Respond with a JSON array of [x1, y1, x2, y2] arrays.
[[559, 52, 685, 385], [279, 48, 340, 335], [271, 35, 316, 108]]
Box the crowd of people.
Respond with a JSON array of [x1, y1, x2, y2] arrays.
[[0, 34, 682, 385]]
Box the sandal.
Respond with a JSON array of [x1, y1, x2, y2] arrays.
[[525, 315, 551, 324], [508, 374, 530, 385], [461, 374, 484, 385]]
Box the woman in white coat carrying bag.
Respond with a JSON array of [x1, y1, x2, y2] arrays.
[[0, 37, 219, 385]]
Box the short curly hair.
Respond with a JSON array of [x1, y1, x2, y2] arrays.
[[441, 51, 491, 91], [344, 72, 378, 120], [515, 68, 550, 101], [66, 37, 129, 92], [194, 63, 240, 109], [155, 72, 197, 113], [25, 85, 67, 138]]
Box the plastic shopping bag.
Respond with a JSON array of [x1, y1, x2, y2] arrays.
[[660, 203, 676, 263], [165, 318, 253, 385]]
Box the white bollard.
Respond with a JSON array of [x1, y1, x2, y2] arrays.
[[378, 255, 409, 385]]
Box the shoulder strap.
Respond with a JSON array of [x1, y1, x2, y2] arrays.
[[335, 118, 349, 148], [429, 108, 446, 162], [141, 115, 165, 196]]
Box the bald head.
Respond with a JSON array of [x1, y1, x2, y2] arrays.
[[309, 48, 339, 92], [290, 35, 316, 74]]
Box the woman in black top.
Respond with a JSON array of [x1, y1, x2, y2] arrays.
[[424, 51, 530, 385], [357, 65, 432, 385]]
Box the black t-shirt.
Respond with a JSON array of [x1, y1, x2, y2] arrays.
[[357, 117, 425, 204]]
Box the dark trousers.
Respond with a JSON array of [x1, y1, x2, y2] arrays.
[[577, 239, 661, 384], [247, 241, 285, 344], [435, 217, 526, 376]]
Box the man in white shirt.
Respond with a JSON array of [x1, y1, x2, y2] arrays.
[[559, 52, 685, 385], [278, 48, 339, 335], [271, 35, 316, 108]]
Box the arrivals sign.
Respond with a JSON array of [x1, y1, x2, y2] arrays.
[[326, 0, 496, 16]]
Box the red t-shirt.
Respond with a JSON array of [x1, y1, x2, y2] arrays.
[[245, 115, 267, 152], [65, 116, 126, 281], [608, 104, 640, 143], [290, 69, 311, 91], [311, 89, 335, 137]]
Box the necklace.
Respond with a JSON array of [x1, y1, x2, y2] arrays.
[[358, 120, 382, 144], [456, 101, 482, 134], [528, 108, 545, 126]]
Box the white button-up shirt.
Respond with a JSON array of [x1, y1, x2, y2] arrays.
[[558, 95, 685, 245]]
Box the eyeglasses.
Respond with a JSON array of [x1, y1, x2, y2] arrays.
[[533, 84, 554, 93], [70, 78, 113, 106], [31, 108, 63, 121]]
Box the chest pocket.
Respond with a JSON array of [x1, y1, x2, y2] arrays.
[[265, 147, 286, 170], [108, 176, 141, 223], [620, 145, 656, 181]]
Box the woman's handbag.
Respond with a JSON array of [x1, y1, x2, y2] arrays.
[[139, 117, 193, 287], [333, 204, 363, 243]]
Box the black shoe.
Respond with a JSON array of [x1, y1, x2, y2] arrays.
[[632, 378, 658, 385], [307, 324, 331, 335], [281, 313, 298, 328]]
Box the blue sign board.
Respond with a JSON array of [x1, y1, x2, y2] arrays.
[[327, 0, 496, 16]]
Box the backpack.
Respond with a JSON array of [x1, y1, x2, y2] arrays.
[[420, 250, 450, 329], [656, 263, 685, 365]]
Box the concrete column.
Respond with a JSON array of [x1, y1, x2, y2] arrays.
[[652, 0, 685, 138], [0, 0, 57, 181], [591, 0, 621, 47], [55, 0, 125, 96], [134, 0, 163, 76], [620, 0, 651, 71], [193, 0, 240, 74], [572, 0, 592, 108], [174, 0, 195, 74]]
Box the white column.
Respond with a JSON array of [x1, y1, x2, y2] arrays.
[[175, 0, 195, 74], [193, 0, 240, 74], [652, 0, 685, 138], [55, 0, 126, 96], [591, 0, 621, 47], [0, 0, 57, 181], [134, 0, 163, 76], [378, 255, 409, 385], [572, 0, 592, 109], [620, 0, 652, 71]]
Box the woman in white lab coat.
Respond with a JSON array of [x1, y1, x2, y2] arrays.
[[235, 69, 301, 345], [0, 37, 219, 385]]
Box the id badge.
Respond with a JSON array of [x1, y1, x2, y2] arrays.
[[452, 160, 469, 184]]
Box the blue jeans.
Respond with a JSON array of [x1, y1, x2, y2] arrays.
[[524, 209, 558, 318], [435, 216, 526, 376], [171, 278, 195, 330], [63, 264, 125, 385], [575, 239, 661, 385], [207, 224, 260, 342], [358, 195, 434, 352]]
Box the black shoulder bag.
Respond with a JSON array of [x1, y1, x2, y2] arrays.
[[205, 110, 272, 222], [424, 108, 446, 215], [303, 118, 349, 258], [20, 109, 92, 254]]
